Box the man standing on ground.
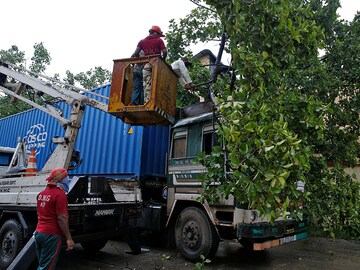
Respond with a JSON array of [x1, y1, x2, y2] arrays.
[[34, 168, 74, 270], [132, 25, 167, 103]]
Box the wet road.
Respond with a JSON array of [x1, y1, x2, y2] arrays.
[[49, 237, 360, 270]]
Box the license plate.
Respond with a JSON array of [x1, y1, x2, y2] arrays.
[[253, 232, 308, 250], [280, 235, 296, 245], [280, 232, 308, 245]]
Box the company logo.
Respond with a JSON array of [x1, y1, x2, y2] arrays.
[[25, 124, 48, 155], [94, 209, 115, 216]]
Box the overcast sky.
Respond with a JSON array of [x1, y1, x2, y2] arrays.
[[1, 0, 359, 78]]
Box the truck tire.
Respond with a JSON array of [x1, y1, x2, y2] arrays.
[[175, 207, 219, 262], [81, 239, 108, 254], [0, 219, 24, 269]]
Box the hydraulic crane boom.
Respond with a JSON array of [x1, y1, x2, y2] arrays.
[[0, 63, 109, 172], [0, 64, 108, 114]]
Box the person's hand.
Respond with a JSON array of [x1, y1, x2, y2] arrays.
[[66, 239, 75, 251], [185, 83, 195, 89]]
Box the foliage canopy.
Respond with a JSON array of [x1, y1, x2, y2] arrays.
[[165, 0, 360, 238]]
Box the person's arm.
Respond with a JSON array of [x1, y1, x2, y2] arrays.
[[161, 48, 168, 60], [132, 46, 142, 57], [57, 214, 74, 250], [178, 60, 193, 86]]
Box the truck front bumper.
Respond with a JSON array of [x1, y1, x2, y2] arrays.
[[237, 220, 307, 250], [237, 220, 306, 238], [252, 231, 308, 250]]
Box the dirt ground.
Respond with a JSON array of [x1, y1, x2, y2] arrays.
[[49, 237, 360, 270]]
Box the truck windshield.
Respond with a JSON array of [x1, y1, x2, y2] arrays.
[[171, 130, 187, 158], [202, 125, 217, 155]]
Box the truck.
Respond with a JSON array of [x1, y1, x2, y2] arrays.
[[0, 57, 307, 268]]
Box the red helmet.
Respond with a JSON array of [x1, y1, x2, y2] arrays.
[[150, 25, 164, 36], [46, 168, 68, 182]]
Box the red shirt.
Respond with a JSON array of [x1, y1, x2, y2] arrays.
[[137, 34, 166, 56], [35, 184, 68, 235]]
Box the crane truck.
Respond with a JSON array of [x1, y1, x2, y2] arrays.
[[0, 57, 307, 269]]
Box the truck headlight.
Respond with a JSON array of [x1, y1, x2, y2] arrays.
[[162, 186, 168, 200], [250, 211, 258, 222]]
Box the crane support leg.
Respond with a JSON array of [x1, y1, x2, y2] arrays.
[[7, 236, 37, 270]]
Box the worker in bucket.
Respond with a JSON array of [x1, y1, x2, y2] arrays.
[[132, 25, 167, 104], [34, 168, 74, 270], [130, 50, 145, 105], [171, 56, 196, 90]]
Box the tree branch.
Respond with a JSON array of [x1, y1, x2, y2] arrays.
[[190, 0, 217, 13]]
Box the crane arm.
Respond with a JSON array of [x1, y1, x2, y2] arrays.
[[0, 64, 108, 112], [0, 62, 110, 172], [0, 84, 69, 126]]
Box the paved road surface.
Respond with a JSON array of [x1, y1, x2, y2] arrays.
[[42, 237, 360, 270]]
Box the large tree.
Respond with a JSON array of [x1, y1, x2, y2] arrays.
[[166, 0, 360, 238], [305, 11, 360, 238]]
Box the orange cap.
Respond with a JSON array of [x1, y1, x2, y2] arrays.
[[150, 25, 164, 36], [46, 168, 68, 182]]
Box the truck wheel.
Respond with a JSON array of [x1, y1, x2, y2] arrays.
[[0, 219, 24, 269], [175, 207, 219, 262], [81, 239, 108, 254]]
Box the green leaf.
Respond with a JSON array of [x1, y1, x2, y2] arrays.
[[265, 173, 274, 181], [283, 163, 293, 168], [265, 145, 274, 152], [293, 140, 302, 145], [278, 177, 285, 186], [276, 140, 286, 146], [271, 178, 277, 187]]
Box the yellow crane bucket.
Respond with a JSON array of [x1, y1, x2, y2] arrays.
[[108, 55, 178, 126]]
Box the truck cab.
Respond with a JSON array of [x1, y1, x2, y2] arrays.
[[163, 102, 307, 262]]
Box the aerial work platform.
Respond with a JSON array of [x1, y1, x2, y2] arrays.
[[108, 55, 178, 126]]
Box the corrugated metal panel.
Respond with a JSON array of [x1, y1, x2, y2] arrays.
[[0, 154, 11, 166], [141, 126, 169, 176], [0, 108, 64, 168], [0, 84, 170, 178]]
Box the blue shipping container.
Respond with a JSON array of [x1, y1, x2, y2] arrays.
[[0, 84, 170, 179]]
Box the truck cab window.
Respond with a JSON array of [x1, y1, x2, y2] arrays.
[[202, 125, 217, 155], [171, 130, 187, 158]]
